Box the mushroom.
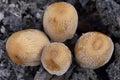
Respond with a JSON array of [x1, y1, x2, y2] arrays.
[[43, 2, 78, 42], [74, 32, 114, 69], [41, 42, 72, 76], [6, 29, 50, 66]]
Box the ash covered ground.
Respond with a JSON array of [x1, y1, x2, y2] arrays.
[[0, 0, 120, 80]]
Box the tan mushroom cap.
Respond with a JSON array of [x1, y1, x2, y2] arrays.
[[74, 32, 114, 69], [41, 43, 72, 76], [43, 2, 78, 42], [6, 29, 50, 66]]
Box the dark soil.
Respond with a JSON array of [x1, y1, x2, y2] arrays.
[[0, 0, 120, 80]]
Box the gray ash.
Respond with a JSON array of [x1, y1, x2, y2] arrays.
[[106, 43, 120, 80], [71, 66, 97, 80]]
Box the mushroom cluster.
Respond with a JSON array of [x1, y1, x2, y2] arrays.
[[6, 1, 114, 76]]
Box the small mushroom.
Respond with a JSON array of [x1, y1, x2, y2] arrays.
[[6, 29, 50, 66], [43, 2, 78, 42], [74, 32, 114, 69], [41, 42, 72, 76]]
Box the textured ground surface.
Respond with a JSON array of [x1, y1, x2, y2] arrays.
[[0, 0, 120, 80]]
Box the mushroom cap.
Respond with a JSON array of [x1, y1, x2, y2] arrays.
[[74, 32, 114, 69], [6, 29, 50, 66], [41, 42, 72, 76], [43, 2, 78, 42]]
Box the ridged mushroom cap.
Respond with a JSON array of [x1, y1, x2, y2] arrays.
[[41, 42, 72, 76], [6, 29, 50, 66], [75, 32, 114, 69], [43, 2, 78, 42]]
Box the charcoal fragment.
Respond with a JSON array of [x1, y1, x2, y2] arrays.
[[106, 57, 120, 80], [96, 0, 120, 38], [0, 12, 4, 21], [66, 0, 77, 5], [3, 15, 24, 32], [106, 43, 120, 80], [71, 67, 97, 80], [34, 66, 52, 80], [114, 43, 120, 60], [79, 0, 89, 7]]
